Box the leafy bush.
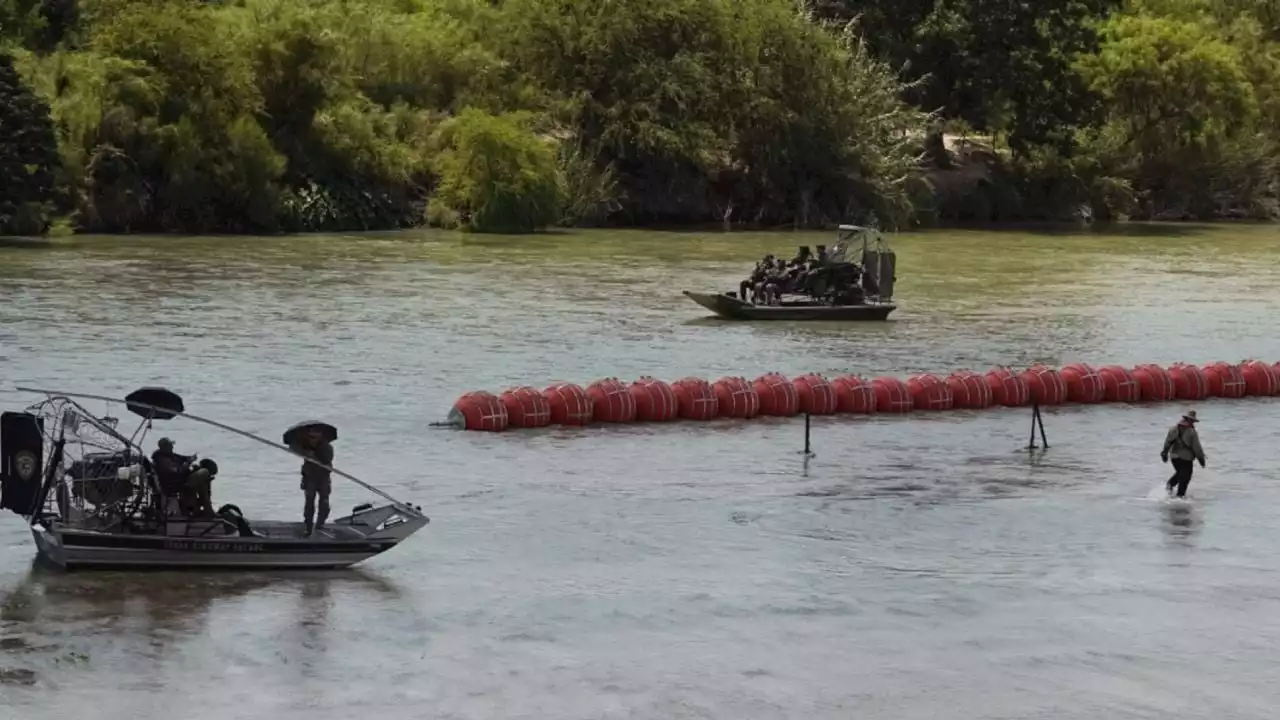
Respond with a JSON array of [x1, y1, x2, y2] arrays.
[[428, 108, 563, 233]]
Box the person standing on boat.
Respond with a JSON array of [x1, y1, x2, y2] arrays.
[[300, 428, 333, 536], [1162, 410, 1206, 498]]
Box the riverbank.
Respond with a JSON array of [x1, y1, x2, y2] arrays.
[[3, 0, 1278, 237]]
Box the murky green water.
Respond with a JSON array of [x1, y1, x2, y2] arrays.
[[3, 224, 1280, 719]]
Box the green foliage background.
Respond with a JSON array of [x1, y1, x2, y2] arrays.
[[0, 0, 1277, 235]]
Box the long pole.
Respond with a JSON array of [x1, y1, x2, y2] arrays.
[[15, 387, 413, 510]]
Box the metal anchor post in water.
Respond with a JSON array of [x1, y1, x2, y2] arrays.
[[1027, 402, 1049, 450], [799, 412, 815, 457]]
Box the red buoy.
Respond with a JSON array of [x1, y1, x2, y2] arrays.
[[907, 373, 953, 410], [1020, 365, 1067, 405], [543, 383, 593, 426], [794, 374, 838, 415], [1131, 364, 1175, 401], [985, 367, 1030, 407], [1203, 361, 1246, 398], [832, 374, 876, 413], [947, 371, 992, 409], [1168, 363, 1209, 400], [587, 378, 636, 423], [1240, 359, 1277, 396], [872, 376, 913, 413], [449, 391, 509, 432], [630, 376, 678, 421], [753, 373, 800, 416], [672, 377, 719, 421], [1060, 363, 1104, 403], [713, 376, 760, 418], [1098, 365, 1140, 402], [499, 386, 551, 428]]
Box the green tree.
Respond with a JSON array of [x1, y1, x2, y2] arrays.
[[0, 51, 59, 235], [428, 108, 564, 233], [1077, 11, 1268, 217], [1081, 13, 1256, 151], [814, 0, 1121, 155]]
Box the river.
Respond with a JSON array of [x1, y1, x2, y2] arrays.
[[2, 224, 1280, 719]]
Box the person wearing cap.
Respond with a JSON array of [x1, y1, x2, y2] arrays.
[[1162, 409, 1206, 498], [151, 437, 214, 516]]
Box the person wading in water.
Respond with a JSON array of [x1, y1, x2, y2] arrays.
[[1161, 409, 1206, 498]]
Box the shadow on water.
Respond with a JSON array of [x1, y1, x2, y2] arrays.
[[0, 563, 403, 687], [0, 237, 59, 250], [1161, 501, 1202, 547], [943, 221, 1209, 238]]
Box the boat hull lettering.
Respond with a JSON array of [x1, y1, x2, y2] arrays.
[[163, 539, 266, 553]]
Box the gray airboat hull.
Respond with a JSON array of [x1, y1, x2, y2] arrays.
[[683, 291, 896, 321], [30, 503, 427, 571]]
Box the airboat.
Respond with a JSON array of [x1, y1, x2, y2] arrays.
[[683, 224, 899, 321], [0, 386, 429, 571]]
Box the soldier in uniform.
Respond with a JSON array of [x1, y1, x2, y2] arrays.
[[299, 427, 334, 536]]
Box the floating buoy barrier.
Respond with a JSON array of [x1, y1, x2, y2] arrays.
[[1098, 365, 1139, 403], [908, 373, 952, 411], [872, 376, 912, 413], [1132, 364, 1175, 402], [1205, 361, 1247, 398], [1168, 363, 1207, 400], [445, 359, 1280, 431], [500, 386, 551, 428], [631, 376, 677, 421], [1061, 363, 1103, 404], [794, 374, 838, 415], [587, 378, 636, 423], [755, 372, 799, 416], [1022, 364, 1067, 405], [544, 383, 592, 426], [1241, 360, 1277, 397], [449, 390, 509, 432], [714, 376, 759, 418], [673, 377, 718, 421], [986, 367, 1029, 407], [833, 374, 876, 413], [947, 371, 992, 410]]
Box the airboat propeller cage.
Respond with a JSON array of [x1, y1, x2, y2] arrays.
[[124, 387, 185, 420], [283, 421, 338, 447], [7, 385, 423, 513], [835, 224, 896, 302]]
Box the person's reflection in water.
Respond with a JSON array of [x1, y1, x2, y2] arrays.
[[292, 578, 334, 679], [1162, 502, 1202, 547], [0, 568, 272, 689]]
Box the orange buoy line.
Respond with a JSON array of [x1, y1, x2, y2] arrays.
[[446, 359, 1280, 432]]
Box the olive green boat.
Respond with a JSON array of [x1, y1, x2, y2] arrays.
[[681, 291, 896, 321], [683, 224, 898, 322]]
